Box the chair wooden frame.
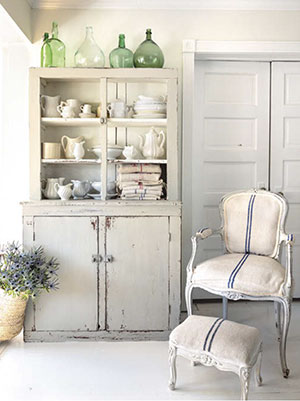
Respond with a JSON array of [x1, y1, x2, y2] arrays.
[[185, 189, 294, 378]]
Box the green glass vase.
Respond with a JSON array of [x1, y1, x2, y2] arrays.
[[109, 34, 133, 68], [74, 26, 105, 68], [40, 32, 52, 67], [133, 29, 164, 68], [48, 22, 65, 67]]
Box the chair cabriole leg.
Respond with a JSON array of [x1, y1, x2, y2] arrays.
[[168, 345, 177, 390], [255, 348, 263, 386], [239, 367, 250, 400], [274, 301, 282, 342], [279, 297, 291, 378]]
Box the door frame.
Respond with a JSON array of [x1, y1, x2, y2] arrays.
[[182, 40, 300, 306]]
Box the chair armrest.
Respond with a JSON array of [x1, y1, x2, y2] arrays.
[[281, 233, 295, 297], [187, 227, 222, 276]]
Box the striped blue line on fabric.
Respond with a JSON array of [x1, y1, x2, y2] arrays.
[[203, 318, 222, 351], [230, 253, 250, 288], [245, 195, 256, 253], [207, 318, 225, 352], [227, 253, 248, 289]]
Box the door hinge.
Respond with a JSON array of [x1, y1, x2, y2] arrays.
[[92, 254, 102, 263], [90, 218, 98, 230], [169, 232, 171, 242]]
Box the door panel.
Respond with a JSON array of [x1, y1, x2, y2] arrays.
[[33, 216, 99, 331], [271, 62, 300, 297], [185, 61, 270, 299], [106, 217, 169, 331]]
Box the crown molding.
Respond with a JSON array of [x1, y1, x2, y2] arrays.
[[28, 0, 300, 10]]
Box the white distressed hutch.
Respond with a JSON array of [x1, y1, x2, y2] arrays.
[[22, 68, 181, 342]]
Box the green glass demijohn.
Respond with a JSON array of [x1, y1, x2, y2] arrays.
[[133, 29, 164, 68], [75, 26, 105, 68], [48, 22, 65, 67], [40, 32, 52, 67], [109, 34, 133, 68]]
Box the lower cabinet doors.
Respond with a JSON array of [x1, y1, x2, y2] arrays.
[[25, 215, 172, 334], [31, 216, 99, 331], [105, 216, 169, 331]]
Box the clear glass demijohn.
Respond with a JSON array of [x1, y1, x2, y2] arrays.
[[74, 26, 105, 68]]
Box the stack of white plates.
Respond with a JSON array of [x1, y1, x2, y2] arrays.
[[132, 95, 167, 119]]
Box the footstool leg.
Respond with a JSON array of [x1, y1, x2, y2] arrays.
[[168, 345, 177, 390], [222, 297, 228, 320], [255, 348, 263, 386], [239, 367, 251, 400]]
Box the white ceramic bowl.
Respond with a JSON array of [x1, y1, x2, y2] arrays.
[[91, 181, 115, 194], [91, 145, 123, 160]]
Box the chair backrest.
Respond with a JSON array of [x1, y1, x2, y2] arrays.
[[220, 190, 288, 258]]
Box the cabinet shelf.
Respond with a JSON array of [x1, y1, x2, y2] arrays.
[[41, 117, 167, 128], [42, 159, 100, 165], [110, 159, 167, 164]]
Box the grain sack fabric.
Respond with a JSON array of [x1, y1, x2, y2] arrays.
[[169, 315, 262, 367], [223, 192, 283, 258], [192, 253, 285, 296]]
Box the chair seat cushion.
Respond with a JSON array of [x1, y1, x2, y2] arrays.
[[170, 315, 261, 367], [193, 253, 285, 296]]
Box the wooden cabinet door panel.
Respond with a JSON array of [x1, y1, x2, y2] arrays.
[[33, 216, 99, 331], [106, 217, 169, 331]]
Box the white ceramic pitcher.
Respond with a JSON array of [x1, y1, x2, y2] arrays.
[[73, 141, 85, 160], [71, 180, 91, 199], [139, 127, 165, 159], [41, 95, 61, 117], [42, 177, 65, 199], [54, 183, 73, 200], [61, 135, 84, 159]]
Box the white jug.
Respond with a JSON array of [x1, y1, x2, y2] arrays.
[[54, 183, 73, 200], [73, 141, 85, 160], [122, 145, 141, 160], [42, 177, 65, 199], [139, 127, 165, 159], [41, 95, 61, 117], [61, 135, 84, 159]]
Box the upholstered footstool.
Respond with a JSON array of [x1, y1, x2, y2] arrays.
[[169, 315, 263, 400]]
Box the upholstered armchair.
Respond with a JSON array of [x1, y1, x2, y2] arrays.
[[185, 189, 294, 378]]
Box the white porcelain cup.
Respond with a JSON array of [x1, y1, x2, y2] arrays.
[[61, 99, 81, 116], [57, 104, 75, 118], [107, 99, 130, 118], [80, 104, 92, 114]]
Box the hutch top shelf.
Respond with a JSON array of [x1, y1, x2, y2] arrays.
[[29, 67, 178, 203]]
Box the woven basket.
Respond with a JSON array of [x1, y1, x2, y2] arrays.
[[0, 289, 28, 341]]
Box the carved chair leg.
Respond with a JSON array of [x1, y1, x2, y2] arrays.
[[222, 297, 228, 320], [168, 346, 177, 390], [255, 349, 263, 387], [185, 283, 193, 316], [274, 301, 282, 342], [279, 298, 291, 378], [239, 367, 251, 400]]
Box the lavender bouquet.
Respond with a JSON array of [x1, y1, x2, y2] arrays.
[[0, 242, 59, 299]]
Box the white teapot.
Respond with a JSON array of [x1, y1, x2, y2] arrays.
[[139, 127, 165, 159], [42, 177, 65, 199], [54, 183, 73, 201], [122, 145, 141, 160]]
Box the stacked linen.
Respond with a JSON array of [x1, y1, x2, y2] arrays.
[[132, 95, 167, 119], [117, 164, 164, 200]]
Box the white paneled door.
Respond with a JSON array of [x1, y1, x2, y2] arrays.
[[271, 62, 300, 296], [187, 61, 270, 299]]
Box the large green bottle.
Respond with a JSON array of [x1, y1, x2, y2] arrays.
[[109, 34, 133, 68], [133, 29, 164, 68], [40, 32, 52, 67], [48, 22, 65, 67]]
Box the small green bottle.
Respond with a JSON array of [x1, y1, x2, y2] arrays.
[[133, 29, 164, 68], [48, 22, 65, 67], [109, 34, 134, 68], [40, 32, 52, 67]]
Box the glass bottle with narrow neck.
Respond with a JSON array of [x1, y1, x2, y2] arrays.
[[41, 32, 52, 67], [74, 26, 105, 68], [109, 34, 133, 68], [48, 22, 65, 67], [133, 29, 164, 68]]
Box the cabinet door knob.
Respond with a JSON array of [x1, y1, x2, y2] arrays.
[[99, 117, 107, 124]]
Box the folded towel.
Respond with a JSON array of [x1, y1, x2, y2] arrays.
[[117, 179, 164, 190], [121, 194, 162, 200], [117, 172, 161, 183], [118, 164, 162, 174]]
